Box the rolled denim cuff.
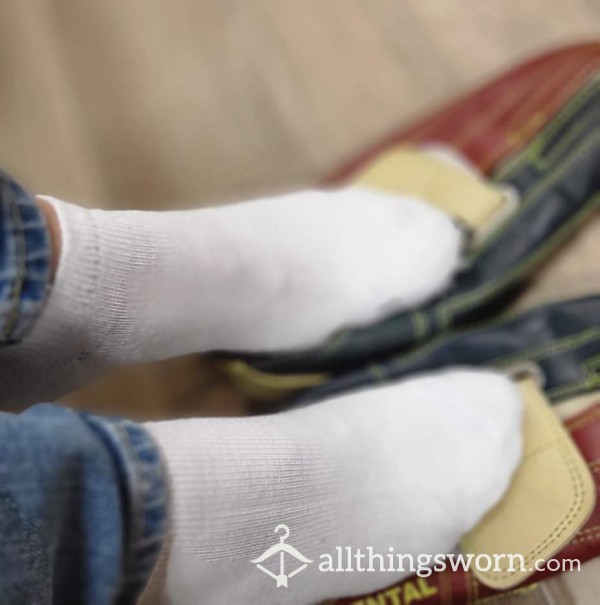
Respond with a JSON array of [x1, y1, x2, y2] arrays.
[[0, 171, 51, 343], [82, 413, 169, 604], [0, 405, 169, 604]]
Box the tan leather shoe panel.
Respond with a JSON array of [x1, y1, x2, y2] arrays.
[[461, 375, 596, 590]]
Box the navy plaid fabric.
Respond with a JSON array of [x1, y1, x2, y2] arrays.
[[0, 171, 51, 344]]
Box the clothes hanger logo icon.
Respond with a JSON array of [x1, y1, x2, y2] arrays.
[[251, 524, 313, 588]]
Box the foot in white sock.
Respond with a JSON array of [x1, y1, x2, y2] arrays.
[[0, 187, 461, 405], [142, 369, 523, 605]]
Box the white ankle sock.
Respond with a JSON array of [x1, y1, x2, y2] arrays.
[[0, 187, 461, 405], [141, 369, 523, 605]]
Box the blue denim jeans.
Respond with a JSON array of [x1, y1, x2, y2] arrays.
[[0, 172, 168, 604]]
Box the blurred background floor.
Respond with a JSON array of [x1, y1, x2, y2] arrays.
[[0, 1, 598, 602]]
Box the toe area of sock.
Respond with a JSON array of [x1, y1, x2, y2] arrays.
[[438, 369, 525, 531], [388, 194, 464, 308], [338, 187, 465, 322]]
